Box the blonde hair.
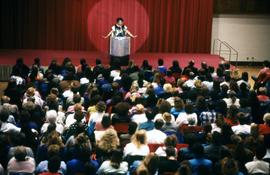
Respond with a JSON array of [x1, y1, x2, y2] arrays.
[[163, 112, 172, 123], [194, 80, 202, 88], [136, 104, 145, 114], [231, 69, 240, 80], [263, 113, 270, 123], [163, 83, 173, 93], [131, 130, 147, 148], [97, 129, 119, 152]]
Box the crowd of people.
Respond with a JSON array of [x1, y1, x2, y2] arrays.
[[0, 57, 270, 175]]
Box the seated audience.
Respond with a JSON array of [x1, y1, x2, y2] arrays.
[[131, 104, 148, 125], [41, 110, 64, 134], [36, 144, 66, 175], [155, 135, 178, 157], [221, 157, 244, 175], [120, 122, 138, 146], [0, 58, 269, 175], [154, 100, 175, 123], [263, 134, 270, 163], [245, 144, 269, 175], [231, 112, 251, 135], [259, 113, 270, 135], [135, 153, 159, 175], [157, 58, 167, 75], [96, 129, 120, 161], [176, 162, 192, 175], [176, 103, 198, 126], [124, 130, 150, 156], [161, 112, 178, 134], [188, 143, 213, 175], [138, 110, 155, 131], [170, 97, 185, 118], [39, 156, 62, 175], [7, 146, 36, 174], [158, 146, 180, 174], [0, 108, 21, 133], [96, 149, 128, 175], [146, 119, 167, 144], [88, 101, 106, 124]]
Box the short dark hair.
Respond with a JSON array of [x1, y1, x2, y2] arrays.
[[116, 17, 124, 23], [178, 163, 192, 175], [241, 72, 249, 82], [184, 133, 197, 147], [154, 119, 164, 129], [128, 122, 138, 135], [145, 109, 154, 120], [264, 134, 270, 149], [48, 156, 61, 173], [164, 135, 178, 147], [96, 58, 101, 65], [185, 103, 194, 114], [101, 114, 111, 129], [47, 123, 57, 133], [158, 59, 164, 66], [80, 58, 86, 65], [34, 57, 40, 64], [73, 94, 81, 104], [165, 146, 176, 157], [159, 100, 171, 114], [16, 58, 24, 64], [0, 108, 10, 122], [211, 131, 222, 145], [14, 146, 27, 161], [192, 143, 204, 158], [255, 144, 266, 160], [110, 149, 124, 169], [237, 112, 247, 125], [74, 110, 84, 122]]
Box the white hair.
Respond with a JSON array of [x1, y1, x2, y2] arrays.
[[263, 113, 270, 122], [46, 110, 57, 123]]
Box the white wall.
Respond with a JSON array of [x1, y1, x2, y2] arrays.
[[211, 15, 270, 62]]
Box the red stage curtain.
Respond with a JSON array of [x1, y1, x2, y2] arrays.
[[0, 0, 213, 53]]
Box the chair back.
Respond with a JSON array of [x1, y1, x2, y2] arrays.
[[114, 123, 129, 134], [148, 143, 164, 152]]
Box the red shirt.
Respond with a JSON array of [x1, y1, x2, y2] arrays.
[[224, 117, 239, 126], [257, 95, 270, 102], [258, 67, 270, 83], [39, 172, 61, 175], [164, 76, 176, 84], [259, 124, 270, 135]]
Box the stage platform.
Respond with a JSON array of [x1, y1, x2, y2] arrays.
[[0, 49, 222, 68]]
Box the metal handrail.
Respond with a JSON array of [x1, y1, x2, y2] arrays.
[[213, 39, 239, 67], [223, 41, 239, 66], [223, 41, 238, 54]]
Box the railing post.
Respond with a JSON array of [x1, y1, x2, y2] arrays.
[[213, 39, 216, 54], [229, 49, 231, 62], [219, 42, 222, 57], [236, 53, 238, 67]]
